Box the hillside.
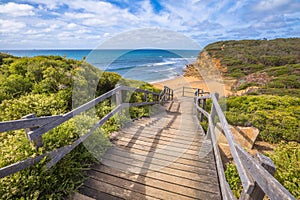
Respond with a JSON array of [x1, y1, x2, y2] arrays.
[[198, 38, 300, 96], [193, 39, 300, 198]]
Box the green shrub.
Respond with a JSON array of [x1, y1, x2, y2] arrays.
[[0, 93, 68, 121], [0, 119, 103, 199], [0, 53, 160, 199], [269, 142, 300, 199], [225, 95, 300, 143], [225, 142, 300, 199], [225, 162, 242, 198]]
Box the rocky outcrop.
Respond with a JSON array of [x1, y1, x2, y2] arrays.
[[231, 72, 274, 91], [215, 123, 259, 163], [185, 51, 228, 83]]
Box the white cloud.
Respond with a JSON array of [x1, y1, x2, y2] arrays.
[[97, 28, 200, 49], [64, 12, 96, 19], [66, 23, 77, 29], [254, 0, 292, 11], [0, 2, 35, 17], [0, 19, 26, 33], [0, 0, 299, 49]]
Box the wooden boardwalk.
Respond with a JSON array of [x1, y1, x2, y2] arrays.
[[74, 97, 221, 200]]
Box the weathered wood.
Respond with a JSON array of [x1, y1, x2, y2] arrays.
[[0, 85, 170, 179], [241, 153, 276, 200], [46, 104, 122, 169], [121, 85, 160, 96], [0, 115, 62, 133], [158, 86, 173, 103], [195, 95, 211, 100], [211, 93, 254, 194], [115, 86, 122, 107], [0, 154, 46, 178], [78, 95, 221, 199], [195, 104, 210, 119], [208, 116, 236, 200], [195, 90, 296, 200], [22, 114, 43, 148], [0, 105, 123, 178], [236, 145, 296, 200], [88, 167, 220, 199], [195, 90, 235, 199], [103, 148, 216, 177], [28, 86, 123, 141], [201, 99, 206, 121]]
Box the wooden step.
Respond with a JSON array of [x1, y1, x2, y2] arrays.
[[87, 166, 220, 199], [77, 97, 221, 200]]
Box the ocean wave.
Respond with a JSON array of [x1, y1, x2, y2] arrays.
[[107, 60, 179, 71], [168, 57, 196, 61], [150, 61, 177, 66]]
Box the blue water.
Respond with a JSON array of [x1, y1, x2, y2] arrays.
[[1, 49, 199, 83]]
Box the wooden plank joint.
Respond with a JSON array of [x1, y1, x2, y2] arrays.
[[22, 114, 43, 148]]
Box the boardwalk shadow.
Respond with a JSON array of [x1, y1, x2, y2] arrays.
[[127, 106, 180, 199]]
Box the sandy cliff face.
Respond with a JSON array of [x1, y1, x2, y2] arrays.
[[185, 51, 227, 81]]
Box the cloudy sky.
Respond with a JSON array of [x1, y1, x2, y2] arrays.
[[0, 0, 299, 49]]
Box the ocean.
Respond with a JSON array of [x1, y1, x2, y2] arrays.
[[1, 49, 199, 83]]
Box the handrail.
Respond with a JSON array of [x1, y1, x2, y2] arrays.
[[0, 85, 171, 179], [0, 115, 62, 132], [211, 94, 254, 193], [193, 89, 296, 199], [159, 86, 174, 102]]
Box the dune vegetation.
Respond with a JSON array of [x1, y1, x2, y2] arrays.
[[201, 38, 300, 198], [0, 53, 159, 199]]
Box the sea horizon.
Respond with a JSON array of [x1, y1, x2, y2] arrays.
[[1, 49, 199, 83]]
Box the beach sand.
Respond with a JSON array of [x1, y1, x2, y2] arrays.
[[151, 75, 234, 97]]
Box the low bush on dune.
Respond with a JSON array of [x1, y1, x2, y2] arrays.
[[0, 54, 159, 199]]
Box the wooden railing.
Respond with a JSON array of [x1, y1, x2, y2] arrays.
[[189, 89, 296, 200], [0, 85, 174, 178]]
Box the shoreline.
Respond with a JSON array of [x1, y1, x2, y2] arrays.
[[151, 73, 234, 97]]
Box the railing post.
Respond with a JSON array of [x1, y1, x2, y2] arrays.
[[115, 85, 122, 109], [200, 99, 207, 122], [22, 113, 43, 149], [241, 153, 276, 200], [211, 93, 219, 123], [182, 86, 184, 97], [144, 92, 148, 102], [166, 88, 168, 101], [171, 89, 174, 100]]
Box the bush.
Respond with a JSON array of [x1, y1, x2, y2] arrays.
[[225, 162, 242, 198], [0, 53, 160, 199], [225, 95, 300, 143], [269, 142, 300, 199], [0, 93, 68, 121], [225, 142, 300, 199], [0, 119, 106, 199]]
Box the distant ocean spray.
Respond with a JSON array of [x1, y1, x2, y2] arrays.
[[2, 49, 199, 83]]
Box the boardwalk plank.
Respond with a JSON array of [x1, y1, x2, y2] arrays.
[[76, 97, 221, 200]]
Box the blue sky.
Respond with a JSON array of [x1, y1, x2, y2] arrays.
[[0, 0, 299, 49]]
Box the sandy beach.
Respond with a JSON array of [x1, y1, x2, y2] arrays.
[[151, 74, 234, 97]]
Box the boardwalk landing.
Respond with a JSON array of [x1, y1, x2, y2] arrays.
[[74, 97, 221, 200]]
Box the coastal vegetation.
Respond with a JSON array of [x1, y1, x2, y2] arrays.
[[0, 53, 159, 199], [204, 38, 300, 96], [1, 38, 299, 199], [200, 38, 300, 198]]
